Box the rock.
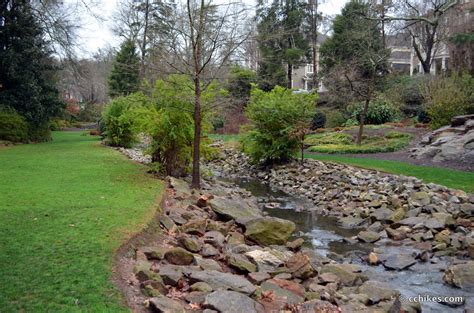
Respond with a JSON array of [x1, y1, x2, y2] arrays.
[[244, 217, 295, 246], [141, 279, 168, 296], [248, 272, 271, 284], [226, 253, 257, 273], [383, 254, 417, 270], [181, 219, 207, 235], [286, 238, 305, 250], [389, 207, 406, 223], [338, 216, 365, 228], [142, 246, 167, 260], [159, 215, 177, 231], [443, 262, 474, 288], [368, 252, 379, 265], [425, 218, 446, 229], [184, 291, 207, 304], [245, 249, 286, 272], [357, 280, 400, 304], [410, 192, 431, 206], [367, 221, 384, 232], [203, 231, 225, 248], [299, 300, 340, 313], [191, 282, 213, 292], [188, 270, 256, 295], [432, 212, 455, 227], [197, 195, 211, 207], [195, 256, 222, 271], [209, 196, 261, 222], [386, 227, 406, 240], [261, 279, 305, 304], [286, 253, 317, 279], [227, 231, 245, 246], [434, 229, 450, 243], [133, 261, 160, 282], [357, 230, 380, 243], [320, 264, 366, 287], [164, 247, 194, 265], [201, 244, 220, 257], [149, 295, 186, 313], [205, 290, 263, 313], [158, 265, 183, 286], [398, 216, 425, 227], [177, 236, 201, 253], [370, 208, 394, 222], [460, 203, 474, 215], [319, 272, 339, 283]]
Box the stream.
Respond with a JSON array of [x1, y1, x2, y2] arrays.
[[226, 176, 473, 313]]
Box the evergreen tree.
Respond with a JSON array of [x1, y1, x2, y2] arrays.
[[0, 0, 63, 141], [320, 1, 389, 144], [256, 0, 308, 91], [108, 39, 140, 98]]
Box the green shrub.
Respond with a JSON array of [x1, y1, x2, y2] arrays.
[[212, 116, 225, 131], [49, 119, 69, 131], [324, 110, 347, 128], [133, 75, 218, 176], [311, 111, 326, 130], [384, 75, 429, 119], [422, 74, 474, 129], [102, 92, 150, 148], [347, 94, 400, 125], [0, 107, 29, 142], [241, 86, 316, 164]]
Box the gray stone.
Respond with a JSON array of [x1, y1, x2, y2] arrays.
[[226, 253, 257, 273], [209, 196, 261, 222], [158, 264, 183, 286], [357, 230, 380, 243], [260, 279, 304, 304], [383, 254, 417, 270], [195, 256, 222, 271], [178, 236, 201, 253], [358, 280, 400, 304], [149, 296, 186, 313], [205, 290, 263, 313], [188, 270, 256, 295], [164, 247, 194, 265], [203, 231, 225, 248], [201, 244, 220, 257], [338, 216, 365, 228], [320, 264, 366, 287], [443, 262, 474, 288]]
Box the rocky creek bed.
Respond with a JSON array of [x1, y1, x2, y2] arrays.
[[114, 145, 474, 312]]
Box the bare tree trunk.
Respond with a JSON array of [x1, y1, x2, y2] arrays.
[[140, 0, 149, 78], [309, 0, 318, 90], [192, 75, 201, 188], [357, 98, 370, 145]]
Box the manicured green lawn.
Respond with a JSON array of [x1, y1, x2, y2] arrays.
[[305, 153, 474, 193], [0, 132, 163, 312]]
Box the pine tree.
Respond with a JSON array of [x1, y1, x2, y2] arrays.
[[256, 0, 308, 91], [108, 39, 140, 98], [0, 0, 64, 141]]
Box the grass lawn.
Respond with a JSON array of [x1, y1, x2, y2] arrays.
[[0, 132, 164, 312], [305, 153, 474, 193]]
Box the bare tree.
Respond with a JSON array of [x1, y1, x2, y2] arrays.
[[161, 0, 250, 188], [368, 0, 459, 74]]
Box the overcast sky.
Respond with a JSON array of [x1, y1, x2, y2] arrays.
[[75, 0, 349, 57]]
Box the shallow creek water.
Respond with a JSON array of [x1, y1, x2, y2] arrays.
[[226, 176, 473, 313]]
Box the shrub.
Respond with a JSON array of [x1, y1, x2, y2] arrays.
[[49, 119, 69, 131], [324, 110, 347, 128], [422, 74, 474, 129], [311, 111, 326, 130], [347, 94, 400, 125], [241, 86, 317, 164], [0, 107, 29, 142], [102, 92, 150, 148], [134, 76, 218, 176], [384, 75, 429, 120]]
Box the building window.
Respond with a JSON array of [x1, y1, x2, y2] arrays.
[[306, 64, 313, 74]]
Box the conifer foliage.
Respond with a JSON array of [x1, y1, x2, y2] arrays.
[[108, 39, 140, 98], [0, 0, 63, 141]]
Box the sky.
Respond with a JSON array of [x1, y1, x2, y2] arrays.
[[74, 0, 349, 57]]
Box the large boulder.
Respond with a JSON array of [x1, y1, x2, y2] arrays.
[[187, 270, 256, 295], [209, 196, 261, 222], [149, 295, 186, 313], [205, 290, 264, 313], [443, 262, 474, 289], [382, 254, 417, 271], [164, 247, 194, 265], [204, 290, 263, 313], [244, 217, 295, 246]]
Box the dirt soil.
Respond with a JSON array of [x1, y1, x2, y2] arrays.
[[314, 126, 474, 172]]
